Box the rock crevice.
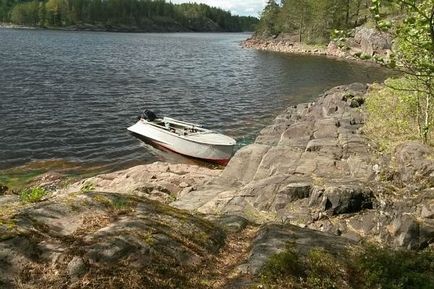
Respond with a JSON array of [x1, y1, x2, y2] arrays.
[[173, 83, 434, 250]]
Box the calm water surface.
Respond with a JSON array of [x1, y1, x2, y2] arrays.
[[0, 29, 388, 172]]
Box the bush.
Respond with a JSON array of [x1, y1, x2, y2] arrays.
[[261, 246, 303, 283], [260, 244, 304, 286], [364, 77, 421, 151], [306, 248, 345, 289], [20, 187, 48, 203], [259, 245, 346, 289], [359, 53, 372, 60], [258, 244, 434, 289], [352, 245, 434, 289]]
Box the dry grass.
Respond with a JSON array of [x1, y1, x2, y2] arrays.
[[194, 226, 259, 289], [7, 192, 259, 289], [12, 223, 259, 289], [13, 212, 113, 289], [73, 213, 111, 237]]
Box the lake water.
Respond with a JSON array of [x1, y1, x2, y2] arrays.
[[0, 29, 388, 173]]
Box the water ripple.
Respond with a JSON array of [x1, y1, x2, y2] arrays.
[[0, 30, 389, 170]]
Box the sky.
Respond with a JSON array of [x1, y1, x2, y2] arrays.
[[170, 0, 266, 17]]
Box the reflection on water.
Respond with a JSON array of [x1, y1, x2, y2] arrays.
[[0, 29, 389, 173]]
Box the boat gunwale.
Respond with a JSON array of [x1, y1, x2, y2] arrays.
[[162, 117, 204, 129], [131, 119, 236, 146]]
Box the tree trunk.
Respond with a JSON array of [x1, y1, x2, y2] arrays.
[[299, 5, 304, 42], [345, 0, 350, 27], [423, 92, 430, 144]]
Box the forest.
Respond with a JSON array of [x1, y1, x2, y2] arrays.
[[256, 0, 402, 43], [0, 0, 259, 32]]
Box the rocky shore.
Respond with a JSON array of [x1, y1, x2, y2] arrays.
[[242, 26, 393, 65], [1, 84, 433, 288], [0, 22, 189, 33], [0, 23, 35, 29], [173, 83, 434, 249]]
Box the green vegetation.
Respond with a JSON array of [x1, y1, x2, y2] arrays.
[[256, 0, 383, 43], [354, 245, 434, 289], [80, 181, 95, 193], [260, 246, 347, 289], [305, 248, 346, 289], [92, 193, 135, 214], [0, 0, 16, 22], [364, 77, 432, 150], [259, 244, 434, 289], [260, 244, 303, 285], [0, 0, 258, 32], [370, 0, 434, 145], [0, 168, 45, 192], [255, 0, 433, 149], [364, 0, 433, 148], [19, 186, 48, 203]]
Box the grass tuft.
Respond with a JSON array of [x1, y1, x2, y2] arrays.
[[19, 187, 48, 203], [80, 182, 95, 193]]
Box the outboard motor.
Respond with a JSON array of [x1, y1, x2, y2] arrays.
[[142, 109, 157, 122]]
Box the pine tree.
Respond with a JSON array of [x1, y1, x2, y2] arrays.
[[257, 0, 281, 37]]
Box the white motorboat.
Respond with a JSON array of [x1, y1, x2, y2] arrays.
[[127, 110, 236, 165]]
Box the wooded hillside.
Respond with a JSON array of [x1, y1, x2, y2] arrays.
[[256, 0, 402, 43], [0, 0, 259, 32]]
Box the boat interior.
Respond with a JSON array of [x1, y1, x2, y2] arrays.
[[149, 118, 207, 136]]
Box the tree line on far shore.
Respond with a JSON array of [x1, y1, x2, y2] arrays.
[[0, 0, 258, 32]]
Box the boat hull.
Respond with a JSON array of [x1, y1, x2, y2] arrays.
[[127, 121, 234, 165]]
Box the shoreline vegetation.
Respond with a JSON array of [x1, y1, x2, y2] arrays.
[[0, 1, 258, 33], [247, 0, 433, 146], [0, 21, 255, 33]]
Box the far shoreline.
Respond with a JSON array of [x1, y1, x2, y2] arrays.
[[241, 37, 388, 68], [0, 22, 255, 34]]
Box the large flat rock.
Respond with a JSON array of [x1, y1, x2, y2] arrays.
[[174, 84, 376, 221], [173, 83, 434, 250], [0, 191, 226, 289], [60, 162, 221, 204]]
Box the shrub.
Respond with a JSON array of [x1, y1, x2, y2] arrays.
[[352, 246, 434, 289], [359, 53, 371, 60], [259, 245, 346, 289], [260, 244, 304, 286], [364, 77, 422, 151], [20, 187, 48, 203], [306, 248, 345, 289], [258, 243, 434, 289]]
